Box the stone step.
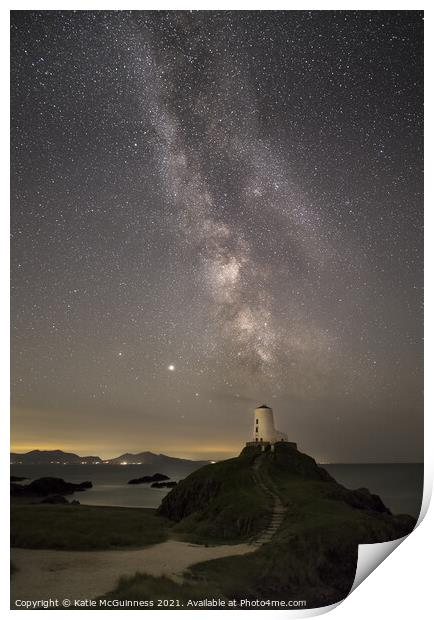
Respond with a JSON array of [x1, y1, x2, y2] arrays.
[[252, 469, 287, 546]]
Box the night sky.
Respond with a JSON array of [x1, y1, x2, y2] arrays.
[[11, 11, 423, 462]]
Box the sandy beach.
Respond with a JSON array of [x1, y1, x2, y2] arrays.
[[11, 540, 255, 603]]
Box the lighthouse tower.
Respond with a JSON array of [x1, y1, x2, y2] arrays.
[[253, 404, 287, 443], [247, 404, 297, 449]]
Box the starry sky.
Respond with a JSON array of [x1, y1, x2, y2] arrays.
[[11, 11, 423, 462]]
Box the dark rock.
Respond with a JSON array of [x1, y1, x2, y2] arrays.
[[10, 477, 93, 497], [128, 473, 170, 485], [326, 485, 391, 514], [348, 487, 391, 513], [78, 481, 92, 489], [158, 473, 221, 521], [151, 481, 178, 488], [10, 476, 27, 482], [70, 500, 81, 505], [40, 495, 69, 504]]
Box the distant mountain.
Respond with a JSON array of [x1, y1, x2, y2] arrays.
[[107, 451, 155, 465], [10, 449, 210, 474], [106, 451, 211, 474], [10, 450, 102, 465]]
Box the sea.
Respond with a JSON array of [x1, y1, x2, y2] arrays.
[[10, 463, 424, 519]]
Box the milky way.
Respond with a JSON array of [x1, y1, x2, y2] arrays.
[[11, 11, 423, 461]]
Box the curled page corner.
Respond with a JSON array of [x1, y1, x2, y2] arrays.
[[250, 601, 342, 619], [278, 601, 341, 618], [290, 601, 341, 618], [416, 471, 432, 527], [349, 471, 431, 596], [350, 536, 406, 594]]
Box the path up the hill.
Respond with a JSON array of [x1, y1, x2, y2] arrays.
[[251, 452, 287, 545]]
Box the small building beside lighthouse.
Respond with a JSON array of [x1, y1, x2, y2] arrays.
[[247, 404, 297, 449]]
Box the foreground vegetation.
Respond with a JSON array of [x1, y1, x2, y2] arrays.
[[11, 504, 172, 550], [97, 574, 216, 608]]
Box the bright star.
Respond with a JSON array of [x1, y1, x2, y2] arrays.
[[168, 364, 175, 371]]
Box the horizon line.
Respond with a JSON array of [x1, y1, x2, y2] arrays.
[[9, 447, 424, 465]]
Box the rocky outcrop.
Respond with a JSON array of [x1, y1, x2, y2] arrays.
[[39, 495, 81, 505], [327, 484, 391, 513], [158, 470, 223, 522], [128, 473, 169, 485], [40, 495, 69, 504], [151, 481, 177, 488], [11, 477, 92, 497]]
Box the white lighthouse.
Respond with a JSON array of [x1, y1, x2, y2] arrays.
[[247, 404, 297, 449]]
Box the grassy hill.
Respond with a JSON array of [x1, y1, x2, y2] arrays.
[[158, 446, 271, 543], [105, 443, 416, 608], [179, 446, 414, 607]]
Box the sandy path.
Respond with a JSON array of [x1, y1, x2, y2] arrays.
[[11, 540, 255, 602]]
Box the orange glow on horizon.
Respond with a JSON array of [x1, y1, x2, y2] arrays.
[[10, 440, 243, 461]]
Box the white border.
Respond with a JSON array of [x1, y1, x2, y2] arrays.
[[4, 3, 431, 619]]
